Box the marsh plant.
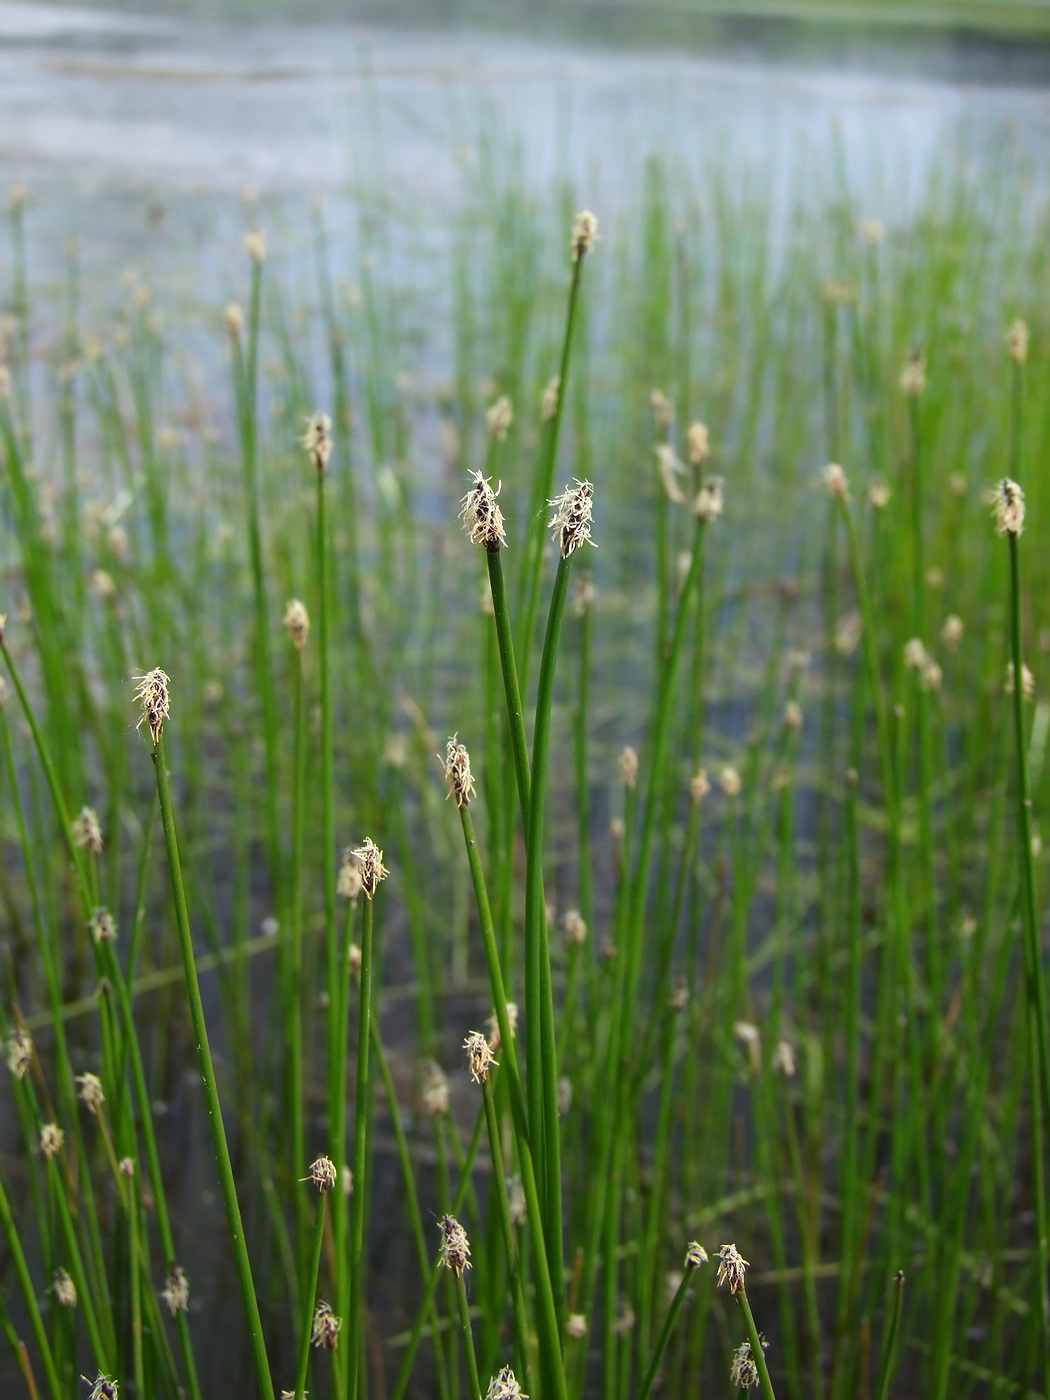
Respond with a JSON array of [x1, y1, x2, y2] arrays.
[[0, 132, 1049, 1400]]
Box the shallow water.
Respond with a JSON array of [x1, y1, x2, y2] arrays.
[[3, 0, 1050, 290]]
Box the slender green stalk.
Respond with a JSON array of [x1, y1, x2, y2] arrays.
[[1005, 526, 1050, 1394], [638, 1252, 704, 1400], [874, 1272, 906, 1400], [736, 1289, 777, 1400], [149, 731, 275, 1400], [454, 1269, 483, 1400], [347, 892, 377, 1400], [294, 1183, 331, 1400], [0, 1173, 63, 1400], [486, 549, 531, 824]]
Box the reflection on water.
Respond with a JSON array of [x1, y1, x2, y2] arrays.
[[2, 0, 1050, 286]]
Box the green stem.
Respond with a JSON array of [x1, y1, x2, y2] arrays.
[[874, 1272, 905, 1400], [294, 1191, 330, 1400], [638, 1260, 700, 1400], [736, 1289, 777, 1400], [455, 1270, 483, 1400], [151, 734, 275, 1400]]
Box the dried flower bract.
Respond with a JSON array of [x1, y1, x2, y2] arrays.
[[548, 479, 595, 558], [685, 1241, 709, 1269], [992, 478, 1025, 537], [302, 412, 332, 473], [571, 210, 598, 261], [160, 1265, 190, 1316], [444, 736, 476, 808], [716, 1242, 750, 1293], [439, 1214, 471, 1275], [460, 471, 507, 552], [134, 669, 170, 746], [351, 838, 388, 898], [304, 1156, 337, 1191], [464, 1030, 498, 1083]]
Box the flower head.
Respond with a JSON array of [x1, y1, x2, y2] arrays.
[[444, 736, 476, 808], [693, 473, 724, 523], [730, 1341, 760, 1389], [89, 908, 117, 944], [1006, 318, 1029, 365], [419, 1058, 449, 1117], [303, 1156, 337, 1191], [438, 1214, 471, 1276], [160, 1265, 190, 1316], [72, 807, 103, 854], [76, 1072, 105, 1115], [685, 1241, 709, 1269], [337, 848, 364, 901], [351, 838, 388, 899], [52, 1267, 77, 1308], [310, 1300, 342, 1350], [134, 669, 170, 746], [686, 420, 710, 466], [40, 1123, 64, 1159], [486, 1365, 527, 1399], [618, 746, 638, 789], [85, 1374, 119, 1400], [284, 599, 310, 650], [303, 413, 332, 473], [548, 480, 595, 558], [571, 210, 598, 261], [6, 1026, 32, 1080], [716, 1242, 749, 1294], [464, 1030, 498, 1083], [823, 463, 849, 501], [460, 471, 507, 552], [485, 395, 514, 442], [992, 478, 1025, 537]]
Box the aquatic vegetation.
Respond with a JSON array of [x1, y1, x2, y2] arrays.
[[0, 126, 1049, 1400]]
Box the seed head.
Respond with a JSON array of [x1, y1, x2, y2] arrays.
[[486, 1364, 527, 1399], [89, 908, 117, 944], [485, 395, 514, 442], [304, 1156, 337, 1191], [85, 1373, 119, 1400], [869, 477, 890, 510], [40, 1123, 64, 1159], [783, 700, 803, 732], [941, 614, 963, 651], [464, 1030, 498, 1083], [549, 479, 595, 558], [772, 1040, 796, 1076], [690, 769, 711, 804], [903, 638, 927, 671], [694, 475, 724, 523], [920, 656, 942, 692], [118, 1157, 135, 1177], [650, 389, 674, 433], [72, 807, 104, 854], [564, 909, 588, 945], [571, 210, 598, 261], [687, 420, 710, 465], [160, 1265, 190, 1315], [655, 443, 687, 504], [310, 1300, 342, 1350], [720, 766, 742, 799], [438, 1214, 471, 1276], [245, 228, 267, 265], [302, 412, 332, 473], [351, 838, 388, 898], [540, 375, 560, 421], [730, 1341, 760, 1389], [857, 217, 884, 245], [823, 463, 849, 501], [444, 736, 476, 808], [52, 1267, 78, 1308], [77, 1072, 105, 1115], [566, 1313, 588, 1339], [6, 1026, 32, 1080], [283, 599, 310, 650], [992, 478, 1025, 537], [716, 1242, 750, 1293], [618, 746, 638, 789], [685, 1241, 709, 1269], [900, 350, 926, 397], [419, 1058, 450, 1117], [224, 302, 244, 337], [734, 1022, 761, 1074], [1006, 318, 1029, 365], [1005, 662, 1035, 703], [460, 471, 507, 552], [134, 669, 170, 746]]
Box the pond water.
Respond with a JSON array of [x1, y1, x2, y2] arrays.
[[3, 0, 1050, 291]]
